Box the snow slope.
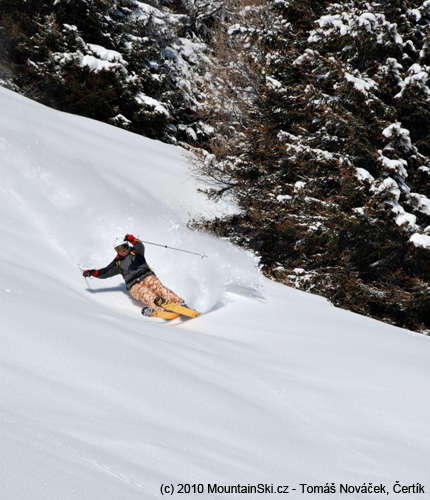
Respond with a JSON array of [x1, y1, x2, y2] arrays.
[[1, 86, 430, 500]]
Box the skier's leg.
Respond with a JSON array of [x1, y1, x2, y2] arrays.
[[130, 275, 184, 310], [142, 275, 184, 307], [129, 281, 160, 310]]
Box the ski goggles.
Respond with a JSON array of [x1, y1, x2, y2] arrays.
[[115, 244, 129, 253]]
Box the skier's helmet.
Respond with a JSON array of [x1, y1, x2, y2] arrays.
[[113, 236, 129, 253]]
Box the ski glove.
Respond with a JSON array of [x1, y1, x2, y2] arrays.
[[83, 269, 98, 278], [124, 234, 138, 245]]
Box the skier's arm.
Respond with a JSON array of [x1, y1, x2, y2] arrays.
[[96, 260, 121, 279], [83, 260, 120, 279], [132, 240, 146, 258], [124, 234, 146, 258]]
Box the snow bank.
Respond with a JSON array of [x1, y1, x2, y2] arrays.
[[1, 87, 430, 500]]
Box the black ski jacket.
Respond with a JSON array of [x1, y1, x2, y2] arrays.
[[96, 241, 154, 289]]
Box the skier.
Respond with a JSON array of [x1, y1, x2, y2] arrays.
[[82, 234, 186, 316]]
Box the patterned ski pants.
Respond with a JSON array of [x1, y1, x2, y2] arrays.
[[129, 275, 184, 310]]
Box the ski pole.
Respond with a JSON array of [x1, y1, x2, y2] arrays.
[[137, 239, 208, 258], [77, 264, 92, 287]]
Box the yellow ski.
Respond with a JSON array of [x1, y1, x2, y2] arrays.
[[142, 307, 180, 319], [154, 298, 201, 318], [150, 310, 180, 319]]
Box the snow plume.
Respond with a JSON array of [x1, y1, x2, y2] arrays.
[[143, 227, 262, 314]]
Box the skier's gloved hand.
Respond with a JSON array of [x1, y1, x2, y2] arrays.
[[83, 269, 98, 278], [124, 234, 138, 245]]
